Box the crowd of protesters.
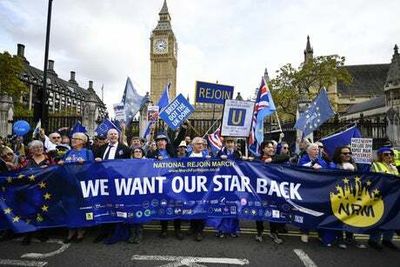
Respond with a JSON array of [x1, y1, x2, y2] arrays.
[[0, 123, 399, 251]]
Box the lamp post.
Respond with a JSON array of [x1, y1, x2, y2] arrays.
[[35, 0, 53, 130]]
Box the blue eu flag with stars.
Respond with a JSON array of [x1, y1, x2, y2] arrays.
[[295, 88, 335, 136]]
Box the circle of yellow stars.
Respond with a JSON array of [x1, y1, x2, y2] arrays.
[[2, 173, 51, 225]]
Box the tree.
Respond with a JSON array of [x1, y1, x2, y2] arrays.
[[271, 55, 352, 121], [0, 51, 28, 99]]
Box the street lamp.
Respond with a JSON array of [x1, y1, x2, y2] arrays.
[[34, 0, 53, 130]]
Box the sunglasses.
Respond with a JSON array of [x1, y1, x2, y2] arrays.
[[5, 152, 13, 157], [52, 136, 61, 139], [341, 152, 352, 155], [282, 147, 289, 149]]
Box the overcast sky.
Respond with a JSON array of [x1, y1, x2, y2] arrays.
[[0, 0, 398, 116]]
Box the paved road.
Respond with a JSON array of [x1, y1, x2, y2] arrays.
[[0, 225, 399, 267]]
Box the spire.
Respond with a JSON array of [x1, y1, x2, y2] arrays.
[[154, 0, 172, 31], [263, 67, 270, 82], [304, 35, 314, 64], [159, 0, 169, 15], [384, 44, 400, 89]]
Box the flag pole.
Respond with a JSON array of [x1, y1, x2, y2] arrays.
[[202, 119, 220, 138]]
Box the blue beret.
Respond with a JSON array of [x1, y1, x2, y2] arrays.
[[377, 147, 393, 154]]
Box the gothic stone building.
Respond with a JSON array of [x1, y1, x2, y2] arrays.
[[15, 44, 107, 119]]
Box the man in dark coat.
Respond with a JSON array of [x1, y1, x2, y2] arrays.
[[146, 126, 186, 240], [94, 128, 131, 160], [93, 128, 130, 244]]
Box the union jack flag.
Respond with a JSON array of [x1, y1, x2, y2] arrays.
[[208, 127, 224, 154], [248, 77, 276, 155]]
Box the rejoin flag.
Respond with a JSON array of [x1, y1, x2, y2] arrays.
[[249, 77, 276, 155], [295, 88, 335, 136], [121, 77, 144, 123]]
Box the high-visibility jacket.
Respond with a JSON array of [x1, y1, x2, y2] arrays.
[[394, 149, 400, 167], [371, 161, 399, 176]]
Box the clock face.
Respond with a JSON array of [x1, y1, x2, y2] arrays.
[[154, 39, 168, 54]]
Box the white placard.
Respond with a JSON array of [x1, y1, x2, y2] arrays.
[[113, 103, 125, 122], [351, 138, 373, 164], [221, 100, 255, 137]]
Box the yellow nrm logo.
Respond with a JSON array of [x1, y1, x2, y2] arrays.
[[330, 177, 384, 227]]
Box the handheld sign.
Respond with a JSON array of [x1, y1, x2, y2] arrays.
[[160, 94, 194, 130], [147, 106, 159, 122], [221, 100, 254, 137], [195, 81, 234, 104], [113, 103, 125, 122], [351, 138, 373, 164]]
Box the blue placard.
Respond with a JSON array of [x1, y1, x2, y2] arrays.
[[159, 94, 195, 130], [195, 81, 234, 104]]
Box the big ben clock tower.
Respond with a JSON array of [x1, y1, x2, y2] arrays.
[[150, 0, 177, 103]]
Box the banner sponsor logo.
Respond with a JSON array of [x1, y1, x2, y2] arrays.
[[330, 176, 384, 227]]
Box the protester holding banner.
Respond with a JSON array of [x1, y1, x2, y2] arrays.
[[298, 143, 330, 245], [187, 137, 208, 241], [128, 147, 146, 244], [331, 146, 366, 249], [59, 132, 94, 243], [21, 140, 54, 245], [298, 143, 329, 169], [213, 137, 241, 238], [93, 128, 131, 244], [147, 133, 185, 240], [368, 147, 399, 250], [256, 140, 289, 244], [25, 140, 54, 169]]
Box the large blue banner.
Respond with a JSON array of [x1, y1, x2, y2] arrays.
[[1, 158, 399, 233]]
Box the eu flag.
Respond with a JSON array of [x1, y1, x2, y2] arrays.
[[320, 124, 362, 158], [295, 88, 335, 136], [95, 119, 121, 137], [158, 83, 171, 112], [121, 77, 144, 123]]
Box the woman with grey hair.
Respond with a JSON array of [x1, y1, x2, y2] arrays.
[[59, 132, 94, 243], [21, 140, 54, 245], [26, 140, 54, 168]]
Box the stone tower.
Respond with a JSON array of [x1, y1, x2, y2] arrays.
[[385, 44, 400, 146], [150, 0, 177, 104]]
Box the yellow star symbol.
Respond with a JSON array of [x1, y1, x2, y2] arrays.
[[43, 193, 52, 200], [12, 216, 20, 223], [366, 180, 372, 186], [343, 178, 349, 184], [38, 182, 46, 189], [41, 205, 49, 212], [373, 188, 380, 194], [36, 214, 43, 222], [336, 185, 341, 191], [7, 177, 12, 183], [17, 174, 24, 179], [28, 175, 36, 182], [4, 208, 12, 214], [355, 177, 361, 182]]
